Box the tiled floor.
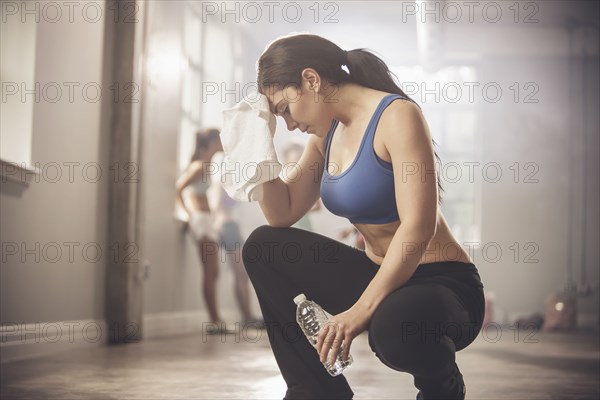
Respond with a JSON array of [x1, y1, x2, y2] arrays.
[[1, 327, 598, 399]]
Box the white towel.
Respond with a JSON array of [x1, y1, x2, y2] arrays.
[[218, 92, 281, 202]]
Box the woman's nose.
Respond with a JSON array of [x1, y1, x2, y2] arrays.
[[284, 116, 297, 131]]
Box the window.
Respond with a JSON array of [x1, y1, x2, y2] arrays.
[[0, 13, 38, 182], [174, 5, 241, 221]]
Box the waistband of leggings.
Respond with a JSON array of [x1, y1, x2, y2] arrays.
[[413, 261, 480, 277], [412, 261, 484, 289], [367, 256, 479, 275]]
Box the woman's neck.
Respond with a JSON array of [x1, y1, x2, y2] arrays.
[[327, 83, 382, 127]]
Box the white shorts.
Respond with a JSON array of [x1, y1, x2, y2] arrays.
[[188, 211, 217, 242]]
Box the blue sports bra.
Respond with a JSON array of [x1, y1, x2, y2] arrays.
[[320, 94, 418, 224]]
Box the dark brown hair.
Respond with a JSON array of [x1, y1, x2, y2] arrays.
[[257, 33, 445, 205], [190, 128, 221, 163]]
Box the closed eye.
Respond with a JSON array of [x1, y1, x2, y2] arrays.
[[278, 105, 289, 116]]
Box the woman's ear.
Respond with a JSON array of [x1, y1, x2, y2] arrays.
[[301, 68, 320, 92]]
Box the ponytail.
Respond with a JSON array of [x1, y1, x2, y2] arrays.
[[345, 49, 410, 99]]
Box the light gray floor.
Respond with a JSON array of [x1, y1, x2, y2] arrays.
[[1, 327, 598, 399]]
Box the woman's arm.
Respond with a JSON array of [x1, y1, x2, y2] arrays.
[[355, 101, 439, 315], [175, 162, 203, 219], [259, 135, 325, 227], [258, 178, 292, 226]]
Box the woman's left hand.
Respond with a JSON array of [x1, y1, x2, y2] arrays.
[[315, 304, 372, 366]]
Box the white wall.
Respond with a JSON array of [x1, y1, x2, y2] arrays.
[[0, 12, 37, 165], [1, 5, 109, 324], [476, 56, 599, 324]]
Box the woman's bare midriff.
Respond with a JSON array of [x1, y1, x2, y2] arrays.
[[354, 208, 473, 266], [184, 192, 210, 213]]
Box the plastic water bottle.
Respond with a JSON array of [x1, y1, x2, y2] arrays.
[[293, 293, 353, 376]]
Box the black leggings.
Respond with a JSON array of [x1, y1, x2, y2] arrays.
[[242, 225, 485, 400]]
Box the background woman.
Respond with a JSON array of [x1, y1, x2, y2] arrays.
[[175, 129, 234, 334]]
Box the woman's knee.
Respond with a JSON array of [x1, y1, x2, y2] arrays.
[[242, 225, 297, 277], [368, 318, 456, 375], [367, 292, 455, 373], [242, 225, 275, 264], [368, 310, 421, 372], [245, 224, 277, 245]]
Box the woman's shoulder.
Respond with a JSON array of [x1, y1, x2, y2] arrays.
[[386, 92, 421, 111], [380, 96, 424, 130], [378, 97, 431, 152]]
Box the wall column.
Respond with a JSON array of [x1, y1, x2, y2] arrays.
[[103, 0, 146, 344]]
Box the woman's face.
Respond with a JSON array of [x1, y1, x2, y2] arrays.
[[264, 69, 334, 138]]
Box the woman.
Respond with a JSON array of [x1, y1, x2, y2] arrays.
[[175, 129, 234, 334], [242, 34, 485, 400]]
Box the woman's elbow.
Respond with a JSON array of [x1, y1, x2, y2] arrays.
[[427, 227, 437, 242], [401, 221, 436, 242], [267, 223, 287, 228], [266, 219, 292, 229], [420, 221, 437, 241], [175, 181, 185, 192]]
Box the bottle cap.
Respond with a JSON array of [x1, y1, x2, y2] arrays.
[[293, 293, 306, 305]]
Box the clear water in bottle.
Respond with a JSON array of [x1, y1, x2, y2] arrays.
[[293, 293, 353, 376]]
